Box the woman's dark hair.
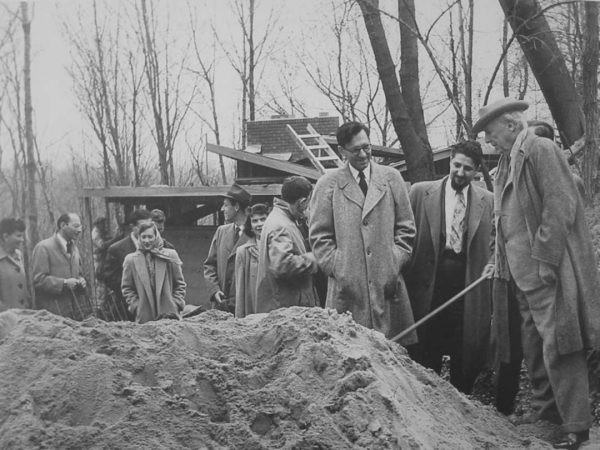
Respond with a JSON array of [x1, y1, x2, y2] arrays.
[[0, 218, 25, 239], [243, 203, 269, 237]]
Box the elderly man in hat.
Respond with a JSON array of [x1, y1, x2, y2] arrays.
[[204, 183, 251, 314], [473, 98, 600, 449]]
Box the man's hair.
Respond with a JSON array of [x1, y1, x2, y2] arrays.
[[0, 218, 25, 237], [336, 121, 370, 148], [57, 213, 76, 229], [528, 120, 554, 140], [150, 209, 166, 222], [127, 208, 152, 226], [281, 176, 312, 204], [450, 140, 483, 168], [138, 221, 157, 236]]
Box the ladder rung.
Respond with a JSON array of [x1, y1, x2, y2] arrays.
[[316, 156, 340, 161], [297, 133, 321, 139], [306, 144, 331, 150]]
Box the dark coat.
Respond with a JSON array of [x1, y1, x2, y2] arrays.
[[309, 162, 417, 344], [405, 177, 494, 374], [493, 132, 600, 361], [103, 235, 137, 294]]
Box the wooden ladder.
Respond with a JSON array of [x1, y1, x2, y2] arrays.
[[286, 124, 343, 174]]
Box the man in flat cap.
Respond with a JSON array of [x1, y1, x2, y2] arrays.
[[204, 183, 251, 314], [474, 98, 600, 449]]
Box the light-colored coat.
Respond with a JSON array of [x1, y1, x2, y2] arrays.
[[234, 238, 259, 318], [255, 198, 318, 312], [0, 248, 30, 310], [493, 132, 600, 361], [309, 162, 417, 344], [406, 177, 494, 374], [31, 235, 84, 317], [121, 250, 186, 324], [203, 223, 250, 304]]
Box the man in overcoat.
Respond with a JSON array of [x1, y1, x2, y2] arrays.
[[255, 176, 318, 312], [32, 213, 87, 319], [0, 218, 30, 310], [309, 121, 417, 344], [474, 98, 600, 450], [405, 140, 494, 394], [203, 183, 251, 314]]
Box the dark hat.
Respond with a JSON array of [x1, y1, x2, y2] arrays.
[[473, 98, 529, 134], [223, 183, 251, 206], [150, 209, 166, 222]]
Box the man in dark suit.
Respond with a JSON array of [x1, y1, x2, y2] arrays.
[[204, 184, 251, 314], [32, 213, 88, 319], [474, 98, 600, 450], [102, 209, 152, 320], [405, 140, 495, 394]]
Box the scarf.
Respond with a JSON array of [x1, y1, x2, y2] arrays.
[[136, 228, 182, 265]]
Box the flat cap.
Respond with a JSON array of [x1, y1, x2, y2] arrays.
[[223, 183, 251, 206], [473, 98, 529, 134]]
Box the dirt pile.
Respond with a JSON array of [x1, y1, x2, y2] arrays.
[[0, 307, 549, 449]]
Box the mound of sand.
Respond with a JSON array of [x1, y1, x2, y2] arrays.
[[0, 307, 548, 449]]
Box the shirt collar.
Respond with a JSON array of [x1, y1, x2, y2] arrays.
[[348, 163, 371, 184]]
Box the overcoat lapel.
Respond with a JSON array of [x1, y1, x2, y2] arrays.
[[339, 165, 364, 208], [133, 253, 154, 306], [362, 164, 386, 220], [423, 179, 444, 255], [466, 187, 484, 251], [155, 258, 167, 299], [53, 235, 71, 263]]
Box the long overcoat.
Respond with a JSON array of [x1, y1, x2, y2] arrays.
[[31, 235, 85, 317], [0, 248, 30, 310], [204, 223, 250, 305], [309, 162, 417, 344], [255, 199, 318, 312], [234, 237, 258, 318], [405, 177, 494, 374], [121, 249, 186, 324], [493, 132, 600, 362]]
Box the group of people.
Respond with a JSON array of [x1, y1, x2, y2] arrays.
[[0, 97, 598, 449]]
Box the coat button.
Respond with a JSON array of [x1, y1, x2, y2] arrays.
[[18, 283, 23, 289], [367, 249, 372, 256], [363, 219, 368, 226]]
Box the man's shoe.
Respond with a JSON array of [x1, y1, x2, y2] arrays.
[[552, 430, 589, 450]]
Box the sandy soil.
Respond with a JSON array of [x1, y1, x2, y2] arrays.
[[0, 307, 551, 449]]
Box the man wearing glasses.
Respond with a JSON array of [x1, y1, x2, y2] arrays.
[[309, 121, 417, 345]]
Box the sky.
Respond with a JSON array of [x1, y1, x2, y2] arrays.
[[9, 0, 554, 169]]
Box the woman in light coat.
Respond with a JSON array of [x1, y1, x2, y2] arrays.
[[234, 203, 268, 318], [121, 222, 186, 324]]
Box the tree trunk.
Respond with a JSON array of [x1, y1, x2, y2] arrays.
[[358, 0, 434, 182], [398, 0, 429, 147], [248, 0, 255, 122], [499, 0, 584, 147], [21, 2, 38, 247], [582, 1, 599, 201], [502, 17, 509, 97]]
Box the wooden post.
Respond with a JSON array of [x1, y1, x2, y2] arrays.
[[84, 196, 98, 313]]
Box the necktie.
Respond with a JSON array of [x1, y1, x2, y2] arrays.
[[66, 241, 73, 255], [449, 189, 466, 254], [358, 170, 368, 196], [233, 226, 240, 245]]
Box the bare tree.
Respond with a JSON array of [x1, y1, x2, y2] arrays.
[[582, 1, 599, 200], [138, 0, 196, 185]]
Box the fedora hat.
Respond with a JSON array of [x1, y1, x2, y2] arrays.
[[473, 98, 529, 134], [223, 183, 251, 206]]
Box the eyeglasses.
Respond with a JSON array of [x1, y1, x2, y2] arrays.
[[344, 144, 371, 154]]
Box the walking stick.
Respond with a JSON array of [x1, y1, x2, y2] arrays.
[[390, 273, 489, 343]]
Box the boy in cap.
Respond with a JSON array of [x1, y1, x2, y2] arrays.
[[203, 183, 251, 313]]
